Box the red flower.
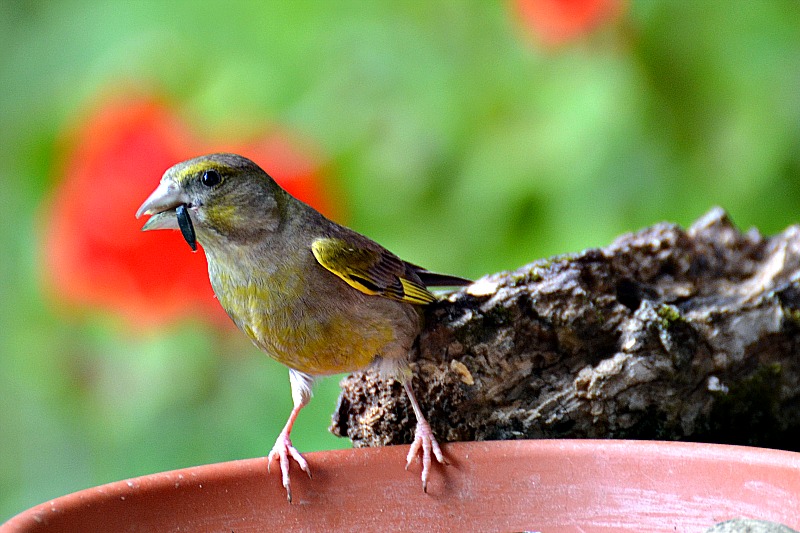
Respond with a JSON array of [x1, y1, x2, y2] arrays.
[[42, 95, 337, 329], [514, 0, 624, 47]]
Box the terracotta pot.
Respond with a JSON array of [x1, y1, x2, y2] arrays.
[[3, 440, 799, 532]]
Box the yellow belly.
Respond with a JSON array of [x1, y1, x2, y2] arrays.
[[244, 311, 394, 375], [217, 276, 396, 375]]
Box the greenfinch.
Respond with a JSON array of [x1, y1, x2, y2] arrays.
[[136, 153, 471, 501]]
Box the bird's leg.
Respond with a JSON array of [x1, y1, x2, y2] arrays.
[[267, 403, 311, 502], [268, 370, 313, 503], [403, 379, 447, 492]]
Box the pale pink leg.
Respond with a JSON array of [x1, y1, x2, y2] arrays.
[[267, 403, 312, 503], [403, 380, 447, 492]]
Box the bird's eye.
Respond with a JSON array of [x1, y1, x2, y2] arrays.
[[201, 169, 222, 187]]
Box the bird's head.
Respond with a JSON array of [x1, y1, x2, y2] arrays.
[[136, 153, 287, 250]]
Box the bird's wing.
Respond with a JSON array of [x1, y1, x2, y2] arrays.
[[311, 237, 435, 305]]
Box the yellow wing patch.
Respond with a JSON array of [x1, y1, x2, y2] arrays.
[[311, 238, 435, 305], [399, 278, 436, 305]]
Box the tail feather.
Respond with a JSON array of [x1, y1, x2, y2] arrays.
[[413, 269, 472, 288]]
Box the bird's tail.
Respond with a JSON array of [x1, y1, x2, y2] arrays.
[[414, 269, 472, 288]]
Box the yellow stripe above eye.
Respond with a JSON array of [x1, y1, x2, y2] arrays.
[[176, 160, 229, 186]]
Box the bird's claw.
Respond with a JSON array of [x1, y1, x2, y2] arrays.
[[405, 419, 447, 493], [268, 432, 311, 503]]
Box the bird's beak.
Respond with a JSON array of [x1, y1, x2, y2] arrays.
[[136, 180, 188, 232]]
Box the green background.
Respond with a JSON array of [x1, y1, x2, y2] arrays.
[[2, 1, 800, 520]]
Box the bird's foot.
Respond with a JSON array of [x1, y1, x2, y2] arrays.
[[405, 418, 447, 492], [267, 432, 311, 503]]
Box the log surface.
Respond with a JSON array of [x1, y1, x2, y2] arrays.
[[330, 208, 800, 451]]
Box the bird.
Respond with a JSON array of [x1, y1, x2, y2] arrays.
[[136, 153, 471, 501]]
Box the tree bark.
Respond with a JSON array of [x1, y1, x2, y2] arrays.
[[330, 208, 800, 451]]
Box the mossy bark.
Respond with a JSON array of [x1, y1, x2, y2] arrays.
[[330, 208, 800, 451]]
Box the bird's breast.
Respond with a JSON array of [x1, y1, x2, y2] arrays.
[[207, 255, 405, 375]]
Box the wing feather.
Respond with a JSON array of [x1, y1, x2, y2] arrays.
[[311, 237, 436, 305]]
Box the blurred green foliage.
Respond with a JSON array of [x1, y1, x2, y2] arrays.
[[2, 0, 800, 520]]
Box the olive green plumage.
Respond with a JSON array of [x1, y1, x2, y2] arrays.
[[136, 152, 471, 501]]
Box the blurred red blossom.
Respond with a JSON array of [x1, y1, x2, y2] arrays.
[[42, 95, 337, 329], [514, 0, 624, 47]]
